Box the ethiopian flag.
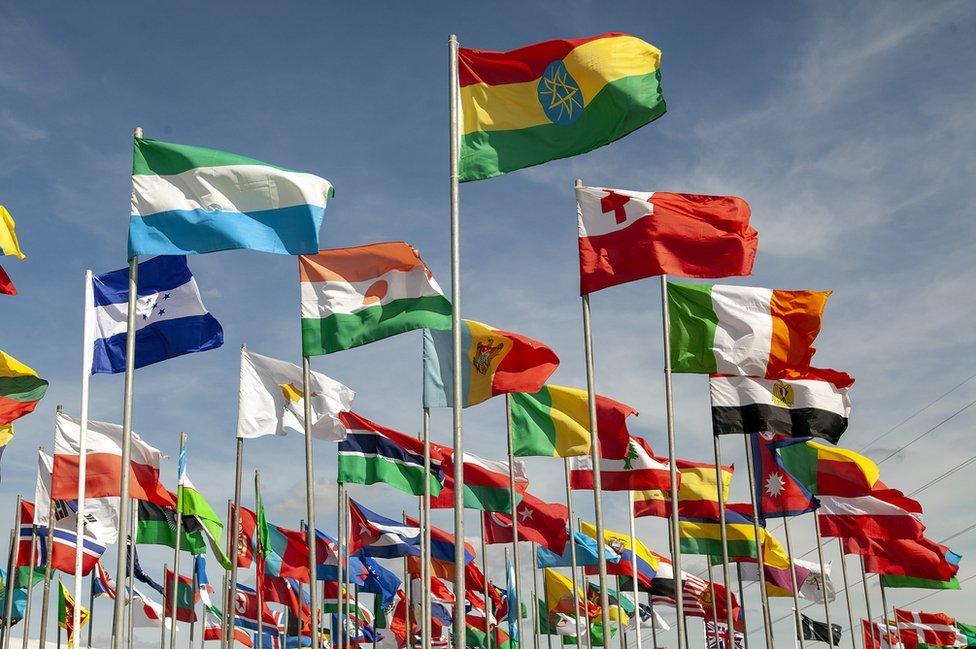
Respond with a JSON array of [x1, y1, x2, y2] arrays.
[[458, 33, 666, 182], [0, 349, 48, 425]]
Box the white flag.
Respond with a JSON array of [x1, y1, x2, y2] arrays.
[[796, 558, 836, 603], [237, 348, 355, 441]]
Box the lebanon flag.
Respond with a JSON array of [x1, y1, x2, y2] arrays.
[[481, 492, 569, 555], [52, 411, 175, 506], [895, 609, 965, 648], [570, 436, 674, 491], [576, 186, 757, 294]]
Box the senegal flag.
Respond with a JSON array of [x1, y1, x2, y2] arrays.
[[458, 33, 665, 181]]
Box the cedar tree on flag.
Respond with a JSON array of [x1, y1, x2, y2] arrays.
[[570, 436, 673, 492]]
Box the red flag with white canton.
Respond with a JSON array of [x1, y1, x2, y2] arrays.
[[570, 436, 674, 491], [895, 609, 965, 648], [576, 186, 757, 294]]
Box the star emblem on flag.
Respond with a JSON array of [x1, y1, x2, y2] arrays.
[[519, 508, 534, 523], [765, 472, 785, 498]]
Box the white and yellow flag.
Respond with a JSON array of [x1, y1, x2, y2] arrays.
[[237, 347, 354, 441]]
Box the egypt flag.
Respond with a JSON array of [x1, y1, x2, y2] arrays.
[[895, 609, 965, 648], [570, 436, 673, 491], [52, 411, 175, 506], [576, 187, 756, 294]]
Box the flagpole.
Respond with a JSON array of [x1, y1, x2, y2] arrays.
[[615, 576, 625, 649], [421, 407, 432, 649], [649, 598, 658, 649], [227, 346, 247, 649], [480, 516, 491, 649], [735, 563, 748, 649], [255, 471, 264, 649], [834, 540, 855, 649], [400, 511, 412, 649], [72, 268, 95, 649], [626, 492, 642, 649], [562, 460, 583, 643], [446, 33, 467, 649], [705, 562, 720, 649], [160, 563, 169, 649], [112, 126, 142, 649], [711, 436, 736, 640], [39, 433, 59, 649], [858, 557, 877, 647], [128, 499, 138, 649], [300, 356, 320, 649], [2, 502, 21, 649], [811, 517, 834, 647], [170, 433, 187, 649], [503, 395, 526, 647], [220, 500, 232, 649], [742, 435, 773, 648], [336, 483, 345, 649], [85, 569, 95, 649], [782, 517, 804, 649], [577, 518, 592, 649], [20, 523, 38, 649], [531, 543, 542, 649], [877, 578, 899, 647]]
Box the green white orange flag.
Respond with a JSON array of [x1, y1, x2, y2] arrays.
[[299, 242, 451, 355]]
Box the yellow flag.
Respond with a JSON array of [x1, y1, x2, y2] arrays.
[[0, 206, 25, 260], [58, 581, 90, 649]]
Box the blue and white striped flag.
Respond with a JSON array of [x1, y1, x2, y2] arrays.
[[89, 255, 223, 374]]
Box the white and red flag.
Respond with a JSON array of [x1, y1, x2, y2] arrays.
[[570, 436, 674, 491], [895, 609, 965, 648], [861, 619, 902, 648]]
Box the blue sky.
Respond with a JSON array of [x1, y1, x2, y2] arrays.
[[2, 0, 975, 646]]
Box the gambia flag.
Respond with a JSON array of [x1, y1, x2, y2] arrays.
[[508, 385, 636, 458], [423, 320, 559, 408], [299, 242, 451, 355], [337, 411, 442, 497], [667, 282, 834, 379], [458, 33, 665, 182], [0, 349, 47, 425]]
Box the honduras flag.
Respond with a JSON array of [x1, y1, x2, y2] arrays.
[[89, 255, 223, 374]]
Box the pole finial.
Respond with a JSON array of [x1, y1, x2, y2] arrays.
[[133, 127, 143, 138], [574, 178, 582, 188]]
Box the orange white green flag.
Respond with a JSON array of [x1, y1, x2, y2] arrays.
[[299, 242, 451, 355]]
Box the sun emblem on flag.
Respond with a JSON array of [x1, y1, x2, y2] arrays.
[[764, 472, 786, 498], [537, 60, 584, 125]]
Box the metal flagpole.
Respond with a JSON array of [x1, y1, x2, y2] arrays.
[[421, 408, 432, 649], [626, 492, 642, 649], [170, 433, 188, 649], [480, 517, 491, 649], [344, 493, 351, 649], [735, 563, 749, 649], [782, 517, 804, 649], [562, 460, 583, 643], [649, 598, 658, 649], [615, 576, 625, 649], [859, 557, 876, 647], [227, 345, 247, 649], [812, 518, 834, 647], [576, 178, 612, 646], [300, 356, 320, 649], [128, 500, 138, 649], [112, 127, 142, 649], [20, 523, 38, 649], [160, 563, 169, 649], [400, 512, 412, 649], [336, 483, 345, 649], [220, 500, 232, 649], [742, 436, 773, 648], [447, 33, 467, 649], [503, 396, 526, 647], [711, 436, 736, 639], [705, 562, 720, 649], [656, 274, 686, 649], [878, 578, 899, 647], [255, 471, 263, 649], [86, 567, 95, 649], [39, 434, 59, 649], [531, 544, 542, 649], [73, 269, 95, 649], [577, 518, 592, 649], [834, 540, 855, 649], [2, 511, 21, 649]]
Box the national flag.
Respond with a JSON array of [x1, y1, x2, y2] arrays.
[[58, 581, 91, 648], [347, 500, 420, 558], [0, 265, 15, 296], [579, 520, 657, 586], [232, 583, 279, 634], [402, 515, 478, 566], [237, 348, 355, 441], [506, 555, 519, 646], [193, 555, 214, 607], [847, 536, 957, 583], [751, 433, 819, 519], [0, 205, 25, 260], [679, 509, 759, 560], [205, 608, 253, 647], [793, 559, 836, 603], [232, 505, 258, 569], [862, 620, 901, 649], [956, 621, 976, 647], [0, 568, 29, 624], [434, 452, 528, 513], [536, 530, 621, 569], [576, 186, 757, 294], [0, 348, 48, 425], [135, 500, 209, 555], [458, 33, 665, 182], [481, 492, 569, 554], [261, 521, 311, 582], [164, 568, 198, 623], [128, 136, 333, 257], [644, 559, 707, 617], [570, 436, 672, 491], [895, 609, 965, 648], [92, 562, 169, 629], [0, 425, 13, 479], [705, 621, 744, 649], [626, 604, 669, 632], [776, 438, 880, 497], [89, 255, 223, 373], [711, 374, 852, 444], [16, 501, 38, 569], [881, 548, 961, 590], [52, 411, 175, 505], [178, 470, 230, 568], [733, 559, 811, 599], [337, 411, 443, 497], [544, 568, 597, 619], [633, 459, 732, 520], [298, 242, 452, 355], [817, 489, 925, 541], [508, 384, 637, 458], [353, 554, 402, 608], [667, 281, 833, 379], [422, 320, 559, 408], [799, 613, 841, 645], [701, 582, 742, 630]]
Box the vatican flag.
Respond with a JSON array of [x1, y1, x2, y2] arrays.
[[237, 347, 354, 441]]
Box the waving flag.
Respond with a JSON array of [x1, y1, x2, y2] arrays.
[[580, 520, 657, 587], [0, 349, 48, 425], [847, 536, 957, 583], [58, 581, 90, 649], [348, 500, 420, 558], [895, 609, 965, 648], [570, 436, 672, 491], [536, 531, 620, 569], [818, 486, 925, 541], [0, 205, 25, 260], [262, 522, 310, 582], [434, 452, 528, 513], [751, 433, 819, 520], [89, 255, 222, 373], [634, 459, 732, 520], [403, 515, 476, 564], [881, 546, 961, 590], [481, 492, 569, 554], [0, 265, 15, 296], [423, 320, 559, 408], [777, 438, 880, 497], [679, 509, 759, 560]]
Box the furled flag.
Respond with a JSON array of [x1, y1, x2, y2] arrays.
[[667, 282, 837, 379], [237, 347, 355, 441], [347, 500, 421, 559], [433, 452, 529, 513], [53, 411, 175, 506], [89, 255, 223, 373], [458, 33, 666, 182], [895, 609, 965, 648], [570, 436, 673, 491], [0, 348, 48, 425], [750, 432, 819, 519], [881, 546, 961, 590], [0, 265, 15, 296], [536, 531, 621, 569], [711, 372, 852, 444], [481, 492, 570, 554], [576, 187, 757, 294], [298, 242, 452, 355], [505, 555, 519, 647], [337, 411, 443, 497], [164, 568, 198, 622], [633, 459, 732, 520], [847, 536, 958, 583], [422, 320, 559, 408], [508, 384, 637, 458], [128, 136, 333, 258], [0, 205, 25, 260], [58, 581, 91, 649], [580, 520, 657, 587]]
